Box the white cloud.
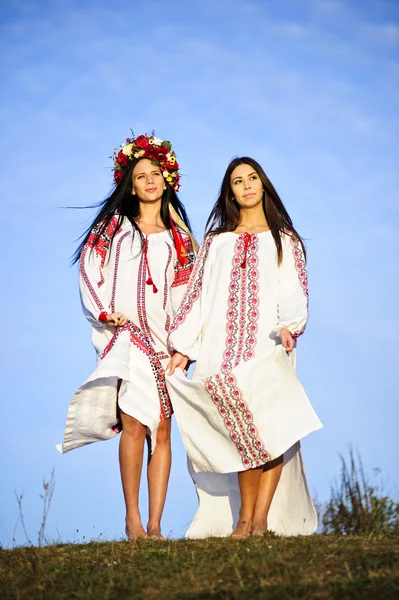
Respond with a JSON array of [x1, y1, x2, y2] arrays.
[[361, 22, 399, 44]]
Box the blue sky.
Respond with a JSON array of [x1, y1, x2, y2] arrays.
[[1, 0, 398, 546]]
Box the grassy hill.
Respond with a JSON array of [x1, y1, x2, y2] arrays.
[[1, 534, 398, 599]]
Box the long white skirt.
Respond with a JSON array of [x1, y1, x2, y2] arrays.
[[166, 345, 322, 536]]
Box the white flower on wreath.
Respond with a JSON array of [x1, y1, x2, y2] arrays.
[[162, 170, 170, 178], [149, 136, 163, 146], [133, 149, 145, 158], [122, 143, 133, 155]]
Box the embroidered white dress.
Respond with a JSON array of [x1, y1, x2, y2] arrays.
[[57, 216, 194, 454], [166, 231, 323, 537]]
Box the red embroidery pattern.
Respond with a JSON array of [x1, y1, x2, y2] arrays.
[[80, 216, 121, 312], [205, 372, 270, 469], [137, 247, 155, 344], [164, 242, 172, 332], [244, 236, 259, 362], [222, 236, 244, 372], [168, 235, 214, 346], [101, 322, 172, 420], [221, 235, 259, 372], [80, 244, 105, 312], [86, 215, 121, 286], [171, 235, 195, 287], [156, 351, 170, 361], [290, 235, 308, 299], [110, 231, 131, 313]]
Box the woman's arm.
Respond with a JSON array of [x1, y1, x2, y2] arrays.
[[276, 232, 309, 346], [79, 217, 126, 326]]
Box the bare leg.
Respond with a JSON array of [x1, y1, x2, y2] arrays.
[[251, 455, 284, 536], [232, 467, 263, 538], [119, 409, 149, 539], [146, 418, 172, 539]]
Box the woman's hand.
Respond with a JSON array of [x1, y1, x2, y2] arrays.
[[105, 312, 128, 327], [166, 352, 189, 375], [280, 328, 295, 352]]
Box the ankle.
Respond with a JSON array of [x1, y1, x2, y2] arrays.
[[252, 517, 267, 528], [237, 512, 253, 525], [126, 514, 143, 525]]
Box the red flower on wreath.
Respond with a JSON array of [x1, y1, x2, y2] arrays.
[[153, 146, 169, 161], [117, 151, 129, 167], [134, 135, 150, 150]]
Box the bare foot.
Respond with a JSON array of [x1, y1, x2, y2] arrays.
[[251, 521, 268, 537], [147, 524, 167, 540], [125, 520, 149, 540], [231, 520, 252, 539]]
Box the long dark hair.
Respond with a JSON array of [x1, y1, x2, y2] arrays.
[[205, 156, 305, 265], [72, 157, 192, 264]]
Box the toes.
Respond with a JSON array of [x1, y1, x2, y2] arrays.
[[125, 524, 149, 540]]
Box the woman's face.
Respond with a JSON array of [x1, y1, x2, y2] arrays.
[[132, 158, 166, 203], [230, 163, 263, 209]]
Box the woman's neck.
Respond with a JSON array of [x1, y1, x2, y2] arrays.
[[234, 205, 269, 234], [136, 200, 166, 231]]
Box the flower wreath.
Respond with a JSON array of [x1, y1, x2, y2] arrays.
[[112, 132, 181, 191]]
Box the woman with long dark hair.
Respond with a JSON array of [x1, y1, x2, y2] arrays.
[[166, 157, 322, 538], [58, 133, 197, 540]]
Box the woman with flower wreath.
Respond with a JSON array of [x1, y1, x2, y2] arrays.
[[166, 157, 322, 538], [58, 133, 198, 540]]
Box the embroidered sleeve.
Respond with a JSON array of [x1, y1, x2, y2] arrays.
[[168, 235, 214, 360], [79, 216, 120, 324], [275, 232, 309, 339]]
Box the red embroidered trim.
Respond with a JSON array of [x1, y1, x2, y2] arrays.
[[221, 237, 242, 372], [137, 246, 155, 344], [290, 235, 308, 299], [80, 244, 105, 312], [110, 230, 131, 313], [86, 215, 121, 286], [171, 236, 195, 287], [156, 351, 170, 361], [235, 263, 247, 367], [164, 243, 172, 332], [101, 322, 172, 420], [244, 236, 259, 362], [168, 235, 214, 347], [144, 236, 158, 293], [221, 235, 259, 372], [205, 372, 270, 469], [288, 234, 308, 339]]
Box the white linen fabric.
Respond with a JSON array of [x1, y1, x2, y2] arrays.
[[57, 216, 194, 454], [166, 231, 322, 537]]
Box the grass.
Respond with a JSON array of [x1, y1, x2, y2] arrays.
[[322, 448, 399, 536], [1, 534, 398, 600]]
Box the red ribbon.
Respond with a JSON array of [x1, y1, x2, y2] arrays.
[[169, 215, 188, 266]]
